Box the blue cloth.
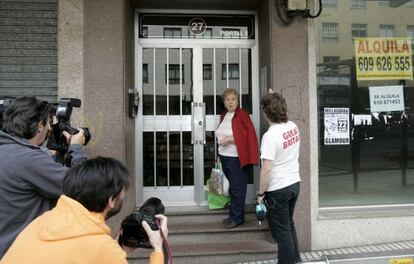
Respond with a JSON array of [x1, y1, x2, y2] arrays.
[[219, 155, 252, 224], [265, 182, 301, 264]]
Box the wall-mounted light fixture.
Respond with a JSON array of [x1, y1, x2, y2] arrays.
[[274, 0, 322, 25]]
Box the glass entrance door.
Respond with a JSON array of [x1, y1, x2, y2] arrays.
[[137, 45, 256, 206]]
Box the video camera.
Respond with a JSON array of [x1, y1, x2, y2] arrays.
[[1, 97, 90, 165], [48, 98, 91, 165], [119, 197, 165, 248]]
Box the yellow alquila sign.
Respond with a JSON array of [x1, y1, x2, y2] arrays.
[[389, 257, 413, 264], [354, 37, 413, 81]]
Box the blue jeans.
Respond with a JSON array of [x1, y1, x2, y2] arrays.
[[265, 182, 301, 264], [219, 155, 252, 224]]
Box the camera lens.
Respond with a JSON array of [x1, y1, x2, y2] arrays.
[[120, 197, 165, 248]]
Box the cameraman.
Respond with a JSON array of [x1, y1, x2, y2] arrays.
[[0, 97, 86, 258], [1, 157, 167, 264]]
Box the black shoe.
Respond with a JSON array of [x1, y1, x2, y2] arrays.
[[224, 221, 240, 229], [222, 217, 232, 224]]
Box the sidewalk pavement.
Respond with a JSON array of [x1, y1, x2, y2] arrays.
[[236, 240, 414, 264]]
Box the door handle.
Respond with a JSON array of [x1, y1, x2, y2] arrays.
[[191, 102, 194, 144], [202, 102, 206, 144]]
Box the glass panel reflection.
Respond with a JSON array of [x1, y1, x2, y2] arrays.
[[212, 48, 252, 114], [182, 49, 193, 115], [203, 48, 215, 115], [143, 131, 194, 187], [169, 132, 181, 186], [143, 132, 169, 187], [240, 49, 252, 114], [168, 132, 194, 186], [156, 48, 167, 115], [143, 48, 154, 115], [204, 131, 216, 184], [227, 48, 240, 92], [182, 132, 194, 185], [169, 49, 181, 115], [215, 48, 226, 114], [156, 132, 168, 186], [143, 132, 154, 186]]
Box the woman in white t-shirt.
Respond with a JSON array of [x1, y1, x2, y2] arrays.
[[257, 91, 301, 264]]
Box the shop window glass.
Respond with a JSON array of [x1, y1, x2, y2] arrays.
[[190, 28, 212, 39], [378, 0, 389, 6], [166, 64, 184, 84], [408, 26, 414, 38], [141, 27, 148, 37], [203, 64, 212, 80], [322, 23, 339, 40], [143, 64, 148, 83], [323, 56, 340, 73], [222, 64, 239, 80], [317, 2, 414, 207], [379, 24, 395, 37], [322, 0, 337, 7], [351, 0, 366, 9], [163, 28, 182, 38], [204, 28, 212, 38], [351, 24, 367, 39]]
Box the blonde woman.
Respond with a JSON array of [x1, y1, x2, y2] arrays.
[[215, 88, 259, 229]]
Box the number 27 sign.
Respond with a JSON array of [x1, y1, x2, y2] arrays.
[[188, 18, 207, 35]]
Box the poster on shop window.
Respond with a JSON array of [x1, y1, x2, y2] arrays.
[[324, 108, 350, 145], [354, 37, 413, 81], [369, 85, 405, 113]]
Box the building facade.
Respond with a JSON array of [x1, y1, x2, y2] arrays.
[[0, 0, 413, 251]]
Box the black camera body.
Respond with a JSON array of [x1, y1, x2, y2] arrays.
[[54, 98, 91, 143], [48, 98, 91, 165], [120, 197, 165, 248], [1, 97, 90, 165]]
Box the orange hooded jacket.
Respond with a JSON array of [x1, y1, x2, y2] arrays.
[[0, 195, 163, 264]]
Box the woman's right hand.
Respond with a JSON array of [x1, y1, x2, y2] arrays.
[[218, 136, 234, 146]]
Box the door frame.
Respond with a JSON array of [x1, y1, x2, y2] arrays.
[[134, 9, 260, 206]]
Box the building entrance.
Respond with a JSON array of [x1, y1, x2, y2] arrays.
[[135, 12, 259, 206]]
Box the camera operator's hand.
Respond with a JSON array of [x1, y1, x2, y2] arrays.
[[63, 128, 85, 145], [155, 214, 168, 240], [142, 214, 168, 252]]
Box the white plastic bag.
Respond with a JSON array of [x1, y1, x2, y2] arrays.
[[222, 173, 229, 196], [206, 161, 229, 196]]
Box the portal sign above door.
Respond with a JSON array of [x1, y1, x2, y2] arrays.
[[139, 13, 255, 39]]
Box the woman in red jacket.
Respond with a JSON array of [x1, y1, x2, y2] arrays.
[[215, 88, 259, 229]]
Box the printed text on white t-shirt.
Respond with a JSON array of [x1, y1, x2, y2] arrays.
[[283, 127, 300, 149]]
